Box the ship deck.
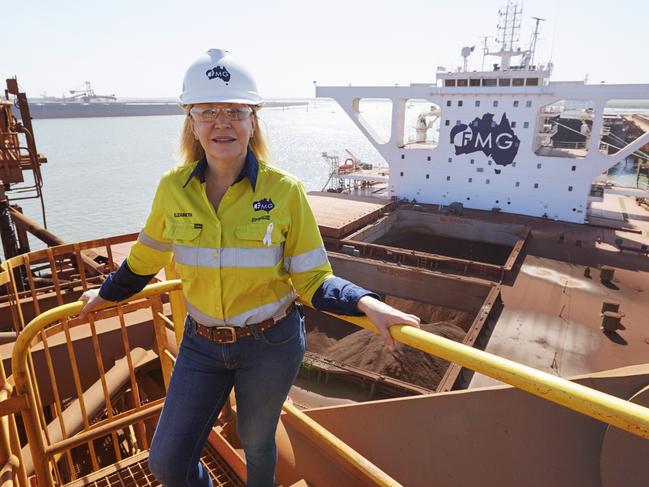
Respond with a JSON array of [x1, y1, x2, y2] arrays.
[[306, 191, 394, 239], [303, 190, 649, 390]]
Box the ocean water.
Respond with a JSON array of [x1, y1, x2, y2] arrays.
[[13, 99, 645, 252]]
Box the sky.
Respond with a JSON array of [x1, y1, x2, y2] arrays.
[[3, 0, 649, 100]]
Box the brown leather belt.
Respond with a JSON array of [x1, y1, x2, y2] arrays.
[[190, 302, 296, 344]]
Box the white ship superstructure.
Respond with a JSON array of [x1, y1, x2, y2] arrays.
[[317, 3, 649, 223]]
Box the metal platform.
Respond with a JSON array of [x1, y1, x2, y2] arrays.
[[65, 445, 244, 487], [307, 191, 395, 239]]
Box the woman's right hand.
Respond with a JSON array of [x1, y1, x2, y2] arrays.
[[78, 288, 110, 320]]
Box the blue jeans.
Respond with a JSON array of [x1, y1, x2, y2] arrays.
[[148, 305, 306, 487]]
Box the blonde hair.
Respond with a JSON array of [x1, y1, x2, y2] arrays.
[[179, 105, 271, 164]]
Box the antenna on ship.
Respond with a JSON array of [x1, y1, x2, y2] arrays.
[[528, 16, 546, 68], [479, 36, 490, 71], [492, 1, 524, 70], [461, 46, 475, 72]]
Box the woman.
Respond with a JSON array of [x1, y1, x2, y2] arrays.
[[79, 49, 420, 487]]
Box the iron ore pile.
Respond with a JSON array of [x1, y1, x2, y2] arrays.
[[307, 296, 471, 389]]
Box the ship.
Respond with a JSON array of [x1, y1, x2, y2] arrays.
[[1, 3, 649, 486]]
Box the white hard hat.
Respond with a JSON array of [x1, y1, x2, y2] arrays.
[[179, 49, 263, 105]]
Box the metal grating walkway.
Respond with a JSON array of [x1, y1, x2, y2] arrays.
[[66, 444, 244, 487]]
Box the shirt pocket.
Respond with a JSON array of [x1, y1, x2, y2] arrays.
[[234, 222, 287, 270], [163, 221, 203, 278], [235, 222, 286, 247]]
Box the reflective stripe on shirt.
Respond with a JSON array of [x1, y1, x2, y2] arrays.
[[185, 289, 297, 327], [173, 243, 284, 268], [284, 245, 328, 273], [138, 230, 173, 252]]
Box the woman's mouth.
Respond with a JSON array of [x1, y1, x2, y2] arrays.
[[211, 136, 236, 144]]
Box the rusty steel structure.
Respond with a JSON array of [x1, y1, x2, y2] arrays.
[[1, 78, 49, 261]]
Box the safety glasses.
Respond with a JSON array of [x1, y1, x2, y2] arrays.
[[189, 106, 253, 122]]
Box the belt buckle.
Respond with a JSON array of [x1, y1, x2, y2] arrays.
[[216, 326, 237, 344]]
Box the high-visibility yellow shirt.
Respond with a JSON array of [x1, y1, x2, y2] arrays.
[[113, 153, 334, 327]]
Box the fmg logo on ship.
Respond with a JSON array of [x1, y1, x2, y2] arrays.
[[450, 113, 520, 168]]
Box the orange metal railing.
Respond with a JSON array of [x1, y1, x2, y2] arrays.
[[11, 280, 181, 486], [0, 234, 186, 486]]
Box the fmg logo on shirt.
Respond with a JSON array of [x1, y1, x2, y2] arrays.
[[253, 198, 275, 212], [450, 113, 520, 167]]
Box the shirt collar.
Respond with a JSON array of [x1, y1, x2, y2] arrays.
[[182, 149, 258, 191]]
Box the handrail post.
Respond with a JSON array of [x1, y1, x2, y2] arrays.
[[164, 263, 186, 346]]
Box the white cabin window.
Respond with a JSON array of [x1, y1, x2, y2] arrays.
[[493, 100, 499, 107], [475, 100, 481, 107], [511, 121, 517, 128], [524, 121, 530, 128], [513, 100, 519, 107], [446, 100, 452, 106], [526, 100, 532, 107], [515, 182, 520, 187], [458, 100, 464, 107]]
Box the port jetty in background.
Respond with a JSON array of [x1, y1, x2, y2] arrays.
[[18, 81, 307, 119]]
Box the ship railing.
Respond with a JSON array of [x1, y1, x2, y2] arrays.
[[552, 141, 587, 149], [9, 280, 181, 486], [0, 234, 401, 486], [1, 353, 28, 487], [10, 280, 403, 487], [12, 285, 649, 486]]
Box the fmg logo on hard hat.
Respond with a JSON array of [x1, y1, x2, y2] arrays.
[[450, 113, 520, 167], [205, 66, 231, 83]]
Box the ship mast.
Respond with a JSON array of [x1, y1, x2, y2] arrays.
[[528, 16, 546, 68], [488, 1, 526, 70]]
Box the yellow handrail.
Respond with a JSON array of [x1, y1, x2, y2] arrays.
[[324, 310, 649, 441], [11, 280, 182, 487]]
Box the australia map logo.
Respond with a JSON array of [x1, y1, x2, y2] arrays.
[[253, 198, 275, 212], [450, 113, 520, 167], [205, 66, 231, 83]]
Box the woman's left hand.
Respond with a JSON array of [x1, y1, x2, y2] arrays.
[[357, 296, 421, 352]]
